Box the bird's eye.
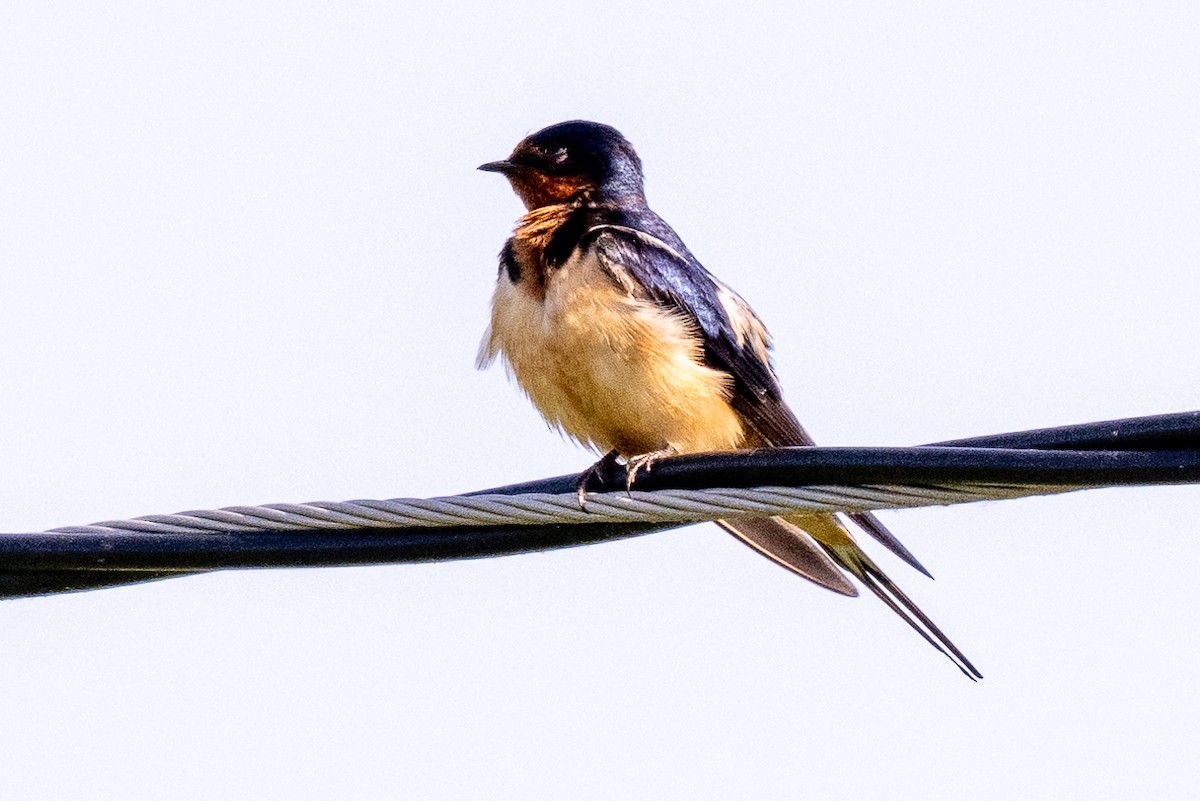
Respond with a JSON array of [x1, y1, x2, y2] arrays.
[[552, 147, 570, 165]]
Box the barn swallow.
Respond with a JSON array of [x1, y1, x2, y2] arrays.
[[477, 120, 980, 679]]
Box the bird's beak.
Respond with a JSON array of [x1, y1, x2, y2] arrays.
[[478, 160, 516, 174]]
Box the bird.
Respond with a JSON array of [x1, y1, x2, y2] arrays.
[[476, 120, 980, 679]]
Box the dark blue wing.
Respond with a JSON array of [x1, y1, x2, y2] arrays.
[[577, 207, 931, 576], [575, 205, 932, 576], [578, 206, 812, 447]]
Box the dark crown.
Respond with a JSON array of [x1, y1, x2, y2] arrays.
[[513, 120, 645, 196]]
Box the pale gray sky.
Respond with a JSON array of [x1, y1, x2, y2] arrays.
[[2, 3, 1199, 799]]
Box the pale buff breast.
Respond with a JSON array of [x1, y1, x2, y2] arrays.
[[478, 248, 746, 456]]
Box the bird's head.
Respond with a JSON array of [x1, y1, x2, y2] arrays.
[[479, 120, 645, 210]]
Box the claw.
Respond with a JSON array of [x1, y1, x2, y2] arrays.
[[624, 447, 678, 493], [575, 449, 621, 510]]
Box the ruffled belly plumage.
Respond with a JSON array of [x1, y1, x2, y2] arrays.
[[478, 248, 746, 456]]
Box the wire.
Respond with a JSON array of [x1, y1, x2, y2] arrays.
[[2, 411, 1198, 599]]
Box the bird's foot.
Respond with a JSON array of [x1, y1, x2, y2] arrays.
[[575, 449, 622, 510], [624, 447, 678, 492]]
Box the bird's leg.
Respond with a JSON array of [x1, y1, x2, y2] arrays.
[[624, 447, 678, 492], [575, 449, 622, 509]]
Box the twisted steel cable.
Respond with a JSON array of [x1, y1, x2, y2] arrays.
[[2, 411, 1198, 599]]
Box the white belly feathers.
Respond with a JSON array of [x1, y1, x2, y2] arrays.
[[478, 247, 746, 456]]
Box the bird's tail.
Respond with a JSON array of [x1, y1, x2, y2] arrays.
[[721, 513, 982, 680], [718, 517, 858, 597], [785, 512, 982, 680]]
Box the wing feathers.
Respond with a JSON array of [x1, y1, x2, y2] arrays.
[[571, 207, 975, 677]]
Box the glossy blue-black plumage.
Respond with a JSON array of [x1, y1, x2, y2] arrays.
[[496, 120, 811, 448], [498, 121, 932, 568], [515, 121, 645, 199], [564, 200, 810, 448]]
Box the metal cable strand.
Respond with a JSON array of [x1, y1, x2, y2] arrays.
[[4, 413, 1197, 600], [46, 481, 1070, 537]]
